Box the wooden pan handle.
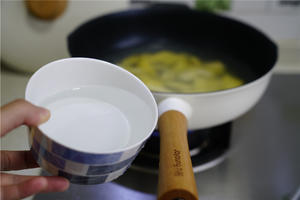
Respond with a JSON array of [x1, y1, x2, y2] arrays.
[[158, 110, 199, 200]]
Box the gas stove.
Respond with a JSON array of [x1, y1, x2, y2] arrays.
[[34, 74, 300, 200], [132, 122, 231, 174]]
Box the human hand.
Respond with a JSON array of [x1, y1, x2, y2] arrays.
[[0, 99, 69, 200]]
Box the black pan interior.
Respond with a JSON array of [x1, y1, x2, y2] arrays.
[[68, 7, 277, 85]]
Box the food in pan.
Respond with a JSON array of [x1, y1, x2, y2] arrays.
[[118, 51, 243, 93]]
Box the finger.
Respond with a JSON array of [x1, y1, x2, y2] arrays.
[[1, 173, 35, 186], [1, 176, 69, 200], [0, 99, 50, 136], [1, 151, 39, 171], [0, 173, 70, 189], [36, 176, 70, 193]]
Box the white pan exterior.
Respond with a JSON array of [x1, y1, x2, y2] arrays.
[[154, 70, 273, 130]]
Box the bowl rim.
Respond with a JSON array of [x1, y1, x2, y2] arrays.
[[25, 57, 158, 155]]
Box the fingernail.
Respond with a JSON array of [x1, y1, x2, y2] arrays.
[[32, 177, 48, 190], [39, 108, 51, 124], [56, 178, 70, 191]]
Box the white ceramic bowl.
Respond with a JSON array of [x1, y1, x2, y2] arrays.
[[31, 147, 129, 185], [30, 134, 138, 176], [26, 58, 158, 183]]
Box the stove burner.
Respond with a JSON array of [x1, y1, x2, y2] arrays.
[[131, 122, 231, 173]]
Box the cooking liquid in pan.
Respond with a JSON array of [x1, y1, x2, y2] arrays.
[[118, 51, 244, 93], [108, 41, 256, 93]]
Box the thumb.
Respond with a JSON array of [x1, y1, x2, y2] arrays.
[[0, 99, 50, 137]]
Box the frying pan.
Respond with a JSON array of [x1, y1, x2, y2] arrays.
[[67, 5, 277, 200]]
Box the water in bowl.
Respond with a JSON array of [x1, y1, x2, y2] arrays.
[[38, 85, 154, 153]]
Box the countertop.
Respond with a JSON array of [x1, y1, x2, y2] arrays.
[[1, 66, 300, 199]]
